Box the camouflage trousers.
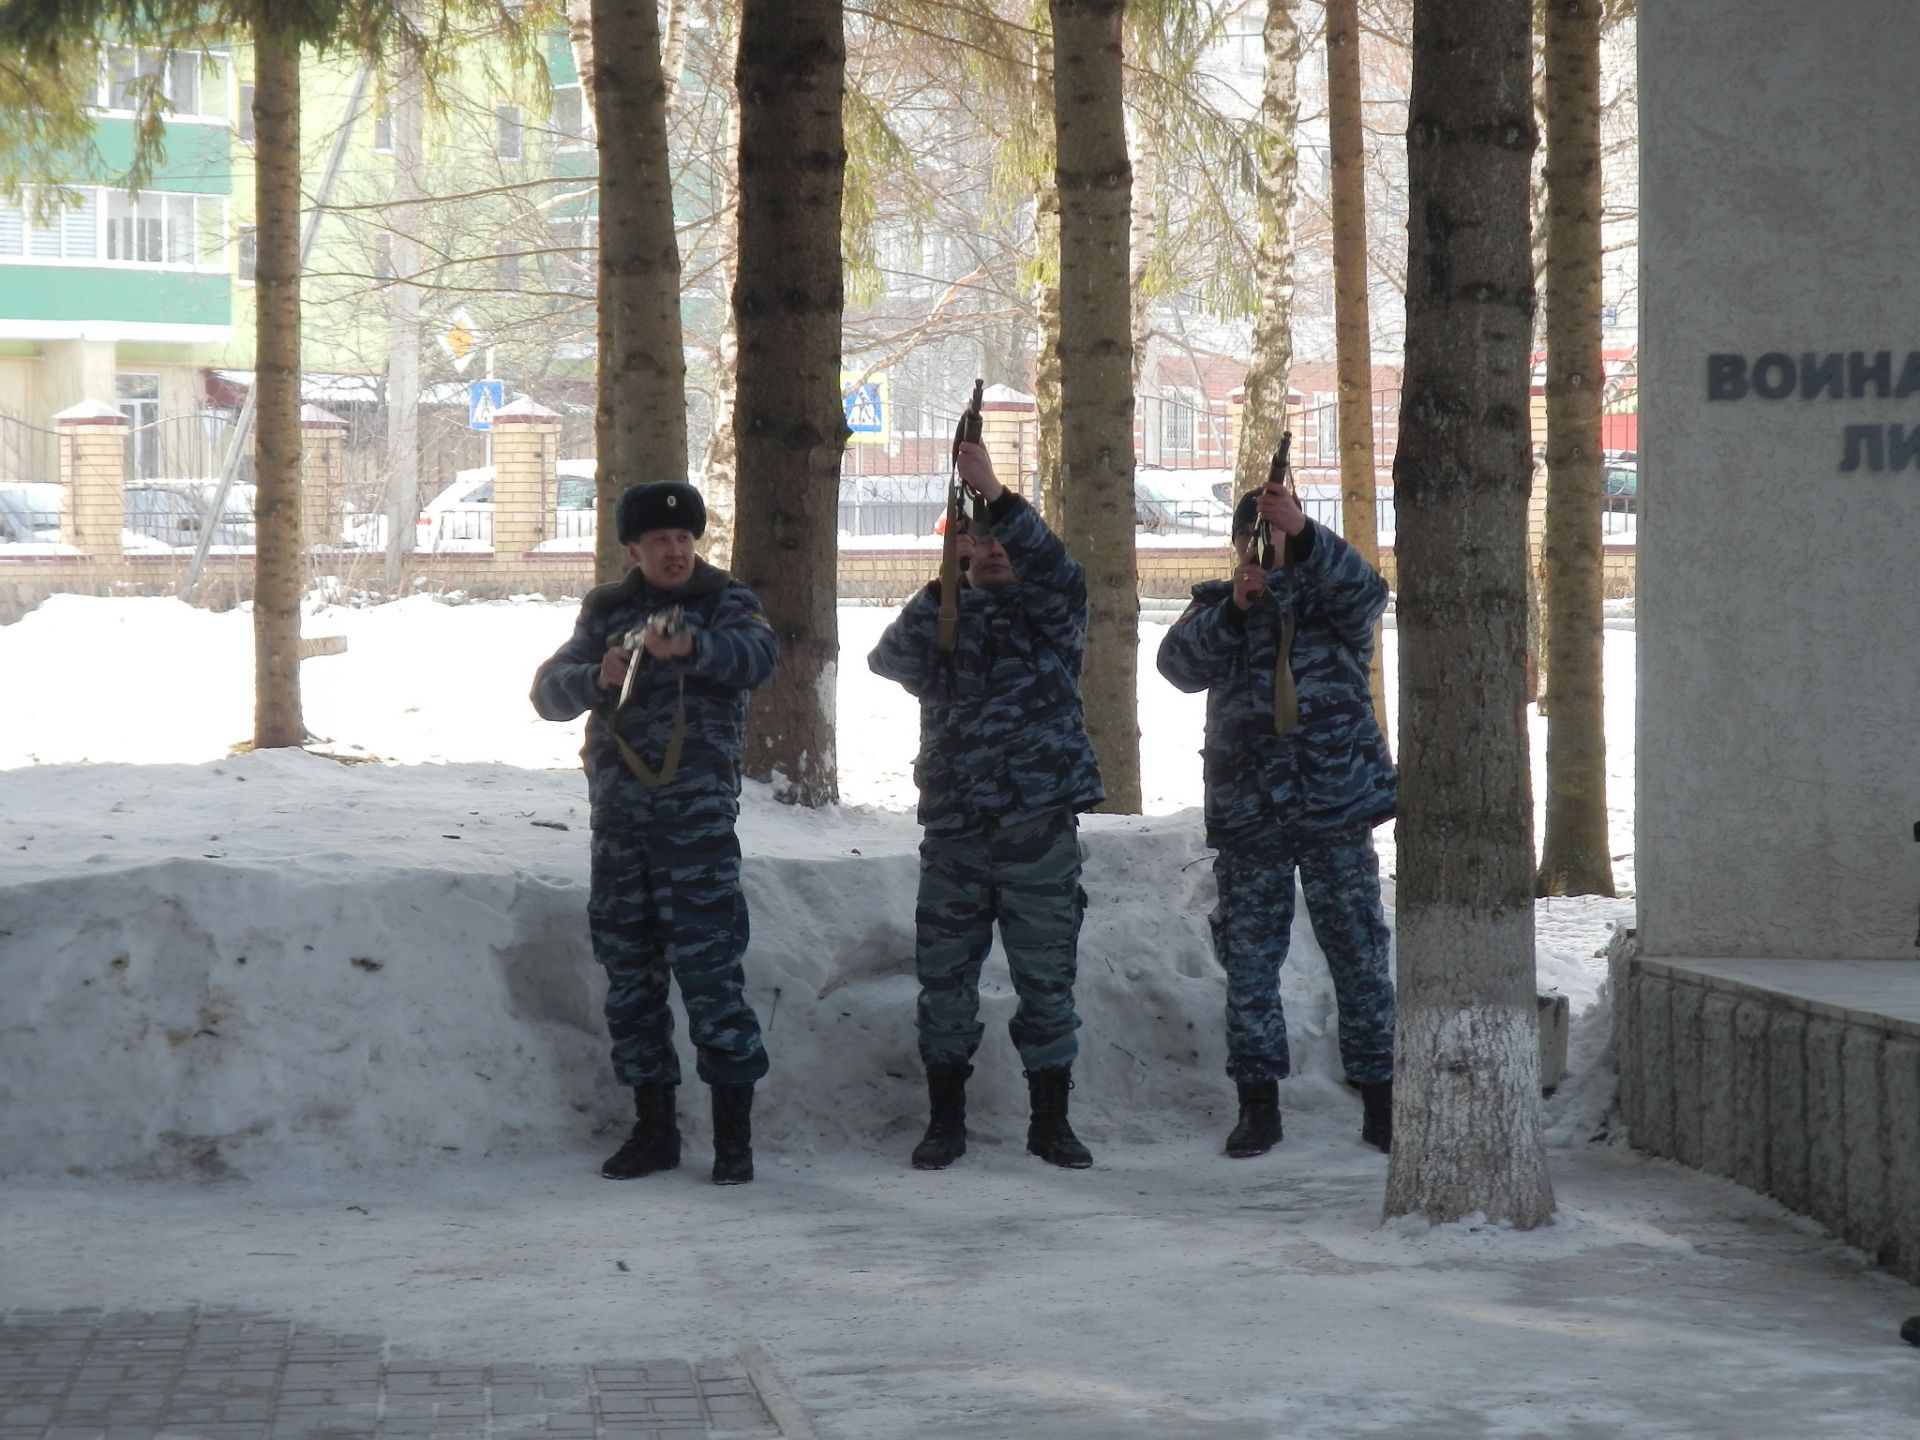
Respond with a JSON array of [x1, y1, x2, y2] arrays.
[[915, 808, 1086, 1072], [587, 818, 769, 1089], [1210, 824, 1394, 1087]]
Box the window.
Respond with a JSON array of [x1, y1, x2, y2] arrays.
[[373, 231, 395, 281], [0, 191, 99, 261], [165, 51, 199, 114], [237, 225, 257, 284], [236, 82, 255, 143], [496, 251, 521, 290], [1313, 391, 1338, 462], [550, 84, 589, 148], [102, 47, 223, 117], [496, 103, 524, 162], [1159, 395, 1196, 462], [104, 48, 158, 110], [107, 191, 164, 263], [373, 88, 394, 153], [117, 374, 161, 482]]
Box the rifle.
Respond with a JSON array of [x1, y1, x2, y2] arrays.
[[936, 378, 986, 651], [1259, 432, 1300, 736]]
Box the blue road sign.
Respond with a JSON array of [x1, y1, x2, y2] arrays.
[[468, 379, 506, 431], [844, 381, 883, 435]]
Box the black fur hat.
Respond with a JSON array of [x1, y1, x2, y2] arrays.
[[615, 481, 706, 543]]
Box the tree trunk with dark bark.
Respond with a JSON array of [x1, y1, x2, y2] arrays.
[[1384, 0, 1555, 1230], [252, 32, 304, 750], [1051, 0, 1138, 814], [731, 0, 845, 807], [1325, 0, 1389, 748], [1535, 0, 1614, 898], [593, 0, 688, 575]]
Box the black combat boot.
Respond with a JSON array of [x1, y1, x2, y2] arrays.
[[1024, 1067, 1093, 1169], [1224, 1079, 1282, 1158], [911, 1063, 972, 1170], [601, 1083, 681, 1180], [1358, 1079, 1393, 1153], [710, 1082, 755, 1185]]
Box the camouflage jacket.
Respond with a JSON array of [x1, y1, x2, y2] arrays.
[[868, 492, 1105, 836], [531, 559, 778, 823], [1155, 519, 1395, 846]]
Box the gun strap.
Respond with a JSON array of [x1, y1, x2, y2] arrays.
[[1273, 608, 1299, 736], [1272, 561, 1298, 737], [936, 478, 961, 650], [611, 666, 687, 788]]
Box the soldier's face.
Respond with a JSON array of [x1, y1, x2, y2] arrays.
[[959, 529, 1014, 589], [629, 528, 696, 588]]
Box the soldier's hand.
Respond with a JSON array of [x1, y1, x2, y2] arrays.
[[639, 627, 694, 661], [598, 643, 632, 692], [1256, 483, 1307, 537], [1231, 562, 1268, 612], [954, 441, 1005, 504]]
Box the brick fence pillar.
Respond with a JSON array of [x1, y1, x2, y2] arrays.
[[489, 396, 560, 561], [300, 404, 349, 550], [979, 385, 1036, 503], [53, 401, 125, 560]]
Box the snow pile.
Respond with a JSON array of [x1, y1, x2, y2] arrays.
[[0, 750, 1378, 1179], [0, 593, 1636, 1181]]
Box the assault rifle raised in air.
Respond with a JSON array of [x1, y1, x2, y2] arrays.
[[936, 378, 986, 651], [1259, 433, 1299, 736]]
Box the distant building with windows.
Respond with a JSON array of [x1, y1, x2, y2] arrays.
[[0, 29, 598, 506]]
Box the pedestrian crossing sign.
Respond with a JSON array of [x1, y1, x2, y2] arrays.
[[468, 379, 505, 431], [840, 373, 888, 445]]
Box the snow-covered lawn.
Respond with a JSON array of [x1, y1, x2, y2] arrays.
[[2, 593, 1914, 1437]]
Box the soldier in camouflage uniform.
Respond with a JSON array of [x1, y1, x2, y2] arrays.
[[532, 480, 777, 1185], [868, 441, 1105, 1171], [1156, 481, 1397, 1157]]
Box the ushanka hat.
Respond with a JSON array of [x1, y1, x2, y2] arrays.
[[615, 481, 707, 543]]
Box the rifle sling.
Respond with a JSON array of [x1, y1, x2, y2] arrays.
[[1272, 565, 1299, 736], [610, 664, 687, 788]]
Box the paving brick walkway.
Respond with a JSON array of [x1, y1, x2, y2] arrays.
[[0, 1309, 783, 1440]]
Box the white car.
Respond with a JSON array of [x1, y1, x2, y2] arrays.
[[416, 459, 598, 551]]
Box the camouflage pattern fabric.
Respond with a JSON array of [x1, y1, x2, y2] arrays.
[[867, 492, 1104, 836], [915, 809, 1086, 1071], [531, 557, 777, 1087], [1154, 519, 1396, 846], [588, 822, 768, 1087], [531, 557, 779, 826], [1211, 826, 1393, 1086]]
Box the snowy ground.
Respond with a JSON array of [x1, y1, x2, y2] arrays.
[[2, 592, 1915, 1437]]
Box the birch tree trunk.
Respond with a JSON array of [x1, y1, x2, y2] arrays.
[[251, 32, 304, 750], [383, 31, 423, 591], [1535, 0, 1614, 897], [568, 0, 625, 584], [1030, 24, 1064, 525], [1230, 0, 1299, 500], [593, 0, 687, 525], [1051, 0, 1138, 814], [1384, 0, 1554, 1229], [732, 0, 845, 808], [1325, 0, 1389, 747]]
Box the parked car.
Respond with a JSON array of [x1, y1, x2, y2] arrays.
[[416, 459, 597, 549], [0, 482, 60, 544], [1135, 471, 1236, 535], [1602, 462, 1638, 514], [124, 481, 257, 548]]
